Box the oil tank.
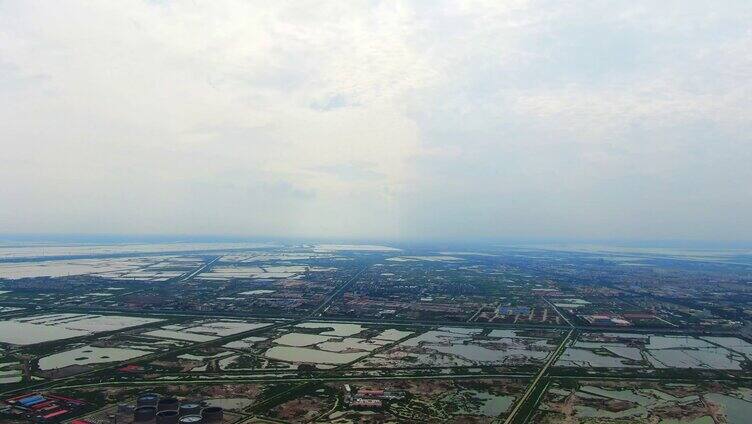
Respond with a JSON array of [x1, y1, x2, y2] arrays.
[[158, 397, 179, 411], [156, 410, 179, 424], [179, 403, 202, 416], [137, 393, 160, 407], [134, 406, 157, 423], [201, 406, 223, 423], [178, 415, 203, 424]]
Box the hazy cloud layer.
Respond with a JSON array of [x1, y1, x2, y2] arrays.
[[1, 1, 750, 241]]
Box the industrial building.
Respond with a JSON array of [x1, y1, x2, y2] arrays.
[[3, 392, 86, 422]]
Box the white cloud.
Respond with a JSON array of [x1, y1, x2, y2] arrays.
[[1, 1, 751, 241]]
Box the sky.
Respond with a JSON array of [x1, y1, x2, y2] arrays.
[[1, 1, 751, 242]]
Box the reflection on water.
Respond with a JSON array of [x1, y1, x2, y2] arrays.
[[265, 345, 368, 364], [705, 392, 752, 424], [38, 345, 150, 370]]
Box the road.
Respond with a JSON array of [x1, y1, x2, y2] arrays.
[[501, 328, 574, 424], [52, 373, 538, 390], [543, 297, 572, 327], [178, 255, 222, 282], [307, 265, 368, 318]]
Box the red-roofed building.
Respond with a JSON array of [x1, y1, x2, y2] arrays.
[[118, 364, 144, 373], [42, 409, 68, 420], [352, 399, 382, 409], [356, 389, 384, 398]]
